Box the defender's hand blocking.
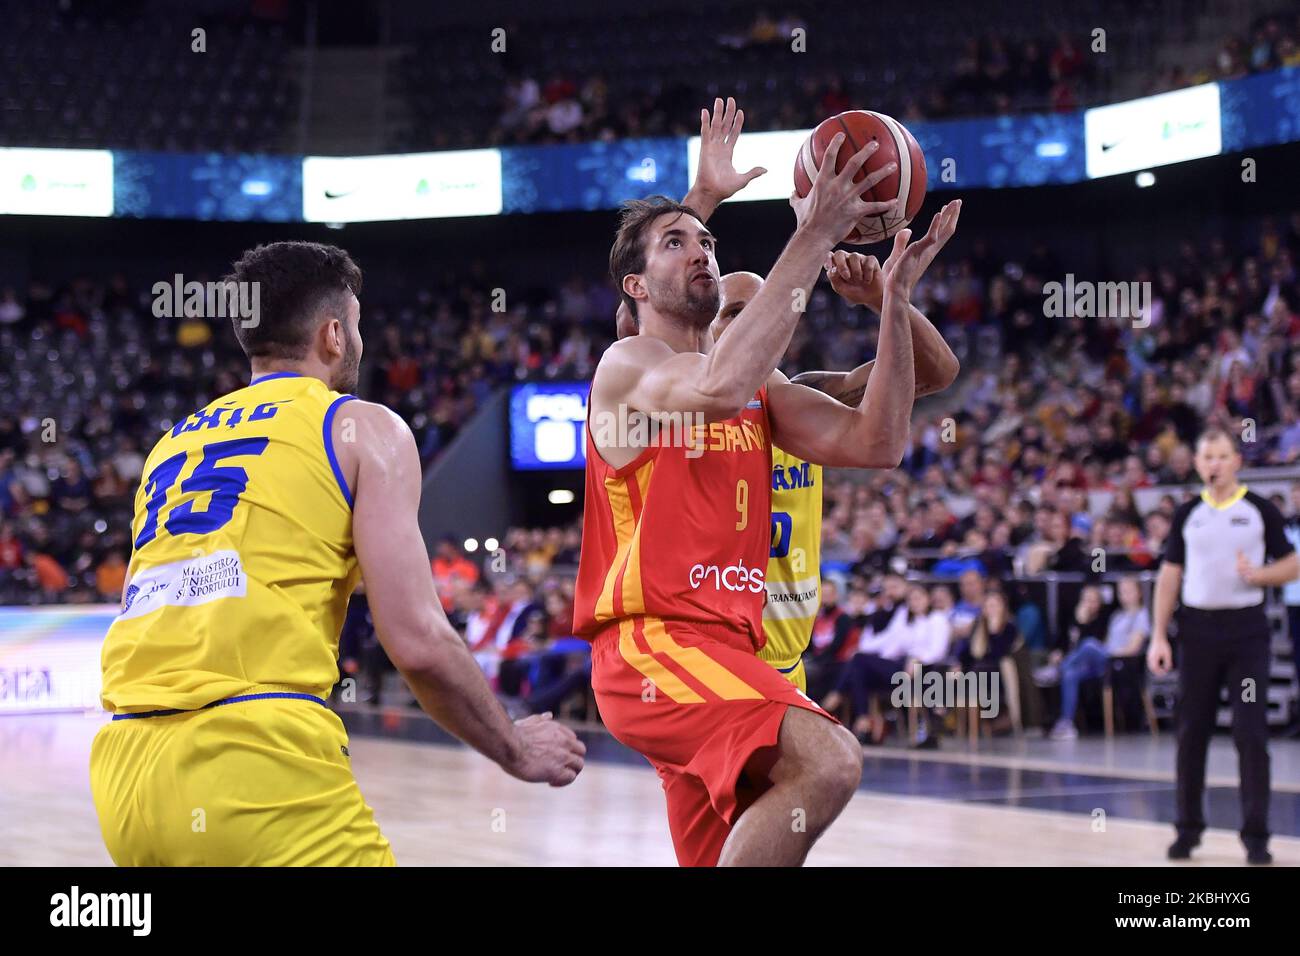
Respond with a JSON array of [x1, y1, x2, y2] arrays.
[[693, 96, 767, 204], [825, 250, 884, 310], [789, 133, 899, 246], [879, 199, 962, 297], [507, 713, 586, 787]]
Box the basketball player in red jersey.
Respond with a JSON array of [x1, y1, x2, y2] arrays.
[[575, 101, 961, 865]]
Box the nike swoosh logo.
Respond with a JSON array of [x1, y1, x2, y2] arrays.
[[323, 188, 355, 199], [1100, 140, 1122, 152]]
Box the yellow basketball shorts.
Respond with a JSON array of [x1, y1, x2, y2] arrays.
[[89, 695, 394, 866]]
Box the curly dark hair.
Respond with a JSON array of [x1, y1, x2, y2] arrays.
[[224, 241, 362, 360]]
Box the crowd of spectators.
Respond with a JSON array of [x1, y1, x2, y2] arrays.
[[4, 210, 1299, 613], [481, 8, 1300, 150], [4, 208, 1300, 740], [485, 24, 1106, 148], [343, 209, 1300, 732], [1150, 8, 1300, 95], [805, 570, 1155, 744], [0, 269, 618, 606], [6, 3, 1296, 158], [432, 467, 1300, 737]]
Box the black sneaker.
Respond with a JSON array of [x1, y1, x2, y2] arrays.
[[1246, 845, 1273, 865], [1167, 836, 1199, 860]]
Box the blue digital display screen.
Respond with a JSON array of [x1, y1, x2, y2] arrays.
[[509, 381, 590, 471], [1220, 65, 1300, 153], [112, 151, 302, 221], [61, 65, 1300, 224], [914, 112, 1086, 190], [501, 137, 689, 213]]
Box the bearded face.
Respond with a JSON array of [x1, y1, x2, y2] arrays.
[[333, 329, 361, 394], [632, 212, 720, 330], [331, 295, 363, 394], [644, 269, 719, 329]]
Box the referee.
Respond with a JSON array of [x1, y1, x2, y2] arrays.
[[1148, 427, 1299, 864]]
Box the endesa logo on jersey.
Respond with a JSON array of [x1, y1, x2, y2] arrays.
[[688, 560, 766, 594]]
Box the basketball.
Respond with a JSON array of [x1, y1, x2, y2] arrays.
[[793, 110, 928, 244]]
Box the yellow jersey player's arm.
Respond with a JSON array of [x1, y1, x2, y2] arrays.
[[766, 202, 960, 468], [338, 400, 585, 786], [788, 247, 961, 405], [764, 313, 911, 468]]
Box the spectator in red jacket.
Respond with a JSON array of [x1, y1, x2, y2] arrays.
[[0, 522, 22, 571], [431, 536, 480, 612]]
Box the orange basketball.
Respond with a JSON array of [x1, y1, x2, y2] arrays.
[[793, 110, 927, 244]]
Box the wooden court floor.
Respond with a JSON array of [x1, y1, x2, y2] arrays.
[[2, 712, 1298, 867]]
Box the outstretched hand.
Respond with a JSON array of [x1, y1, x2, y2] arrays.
[[693, 97, 767, 204], [880, 199, 962, 298]]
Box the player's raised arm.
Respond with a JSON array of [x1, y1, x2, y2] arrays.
[[767, 200, 961, 467], [791, 247, 961, 404], [339, 400, 585, 787], [599, 134, 899, 425], [683, 96, 768, 222]]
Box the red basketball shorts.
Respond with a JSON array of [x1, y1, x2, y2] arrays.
[[590, 615, 836, 867]]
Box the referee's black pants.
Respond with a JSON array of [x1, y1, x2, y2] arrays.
[[1175, 605, 1271, 847]]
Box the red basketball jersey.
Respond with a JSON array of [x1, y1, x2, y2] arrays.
[[573, 388, 773, 652]]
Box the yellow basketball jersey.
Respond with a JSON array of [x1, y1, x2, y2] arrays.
[[760, 447, 822, 681], [100, 372, 360, 713]]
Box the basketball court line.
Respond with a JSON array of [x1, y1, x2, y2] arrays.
[[336, 706, 1300, 837], [850, 741, 1300, 793], [347, 732, 1300, 867], [337, 702, 1300, 787], [2, 713, 1297, 867]]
